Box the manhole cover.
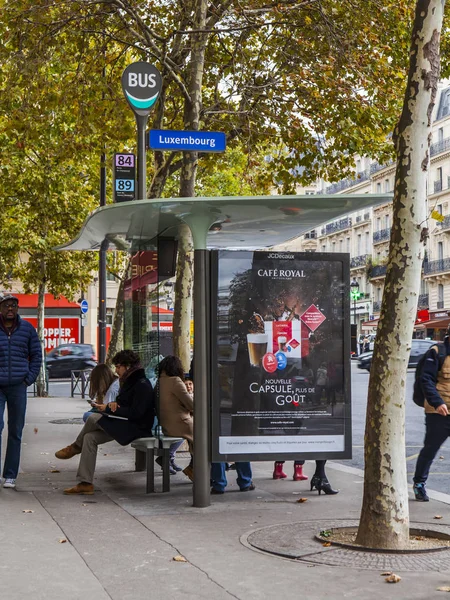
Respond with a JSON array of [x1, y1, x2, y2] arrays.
[[49, 418, 84, 425], [243, 520, 450, 571]]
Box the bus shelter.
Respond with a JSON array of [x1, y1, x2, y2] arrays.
[[58, 193, 390, 507]]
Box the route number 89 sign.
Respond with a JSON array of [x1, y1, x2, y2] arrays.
[[113, 153, 136, 202]]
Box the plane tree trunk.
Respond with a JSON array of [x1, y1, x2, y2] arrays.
[[356, 0, 445, 549]]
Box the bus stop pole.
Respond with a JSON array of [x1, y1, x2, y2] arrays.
[[193, 249, 211, 507]]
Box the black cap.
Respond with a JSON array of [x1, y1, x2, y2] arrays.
[[0, 294, 19, 305]]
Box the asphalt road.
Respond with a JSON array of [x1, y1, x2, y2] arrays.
[[349, 360, 450, 495], [43, 366, 450, 495]]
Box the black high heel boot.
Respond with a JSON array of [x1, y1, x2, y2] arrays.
[[310, 475, 338, 495]]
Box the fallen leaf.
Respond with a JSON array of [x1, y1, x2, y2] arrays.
[[385, 574, 401, 583], [437, 586, 450, 592], [22, 509, 34, 513], [296, 498, 308, 503], [414, 536, 425, 541], [381, 572, 393, 576], [34, 428, 38, 434], [172, 555, 187, 562], [319, 530, 332, 538], [49, 469, 60, 473], [434, 515, 444, 520], [40, 452, 49, 455], [440, 456, 445, 460], [322, 542, 331, 547], [58, 539, 67, 544]]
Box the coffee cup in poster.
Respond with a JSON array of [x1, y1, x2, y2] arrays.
[[277, 335, 287, 352], [247, 333, 268, 367]]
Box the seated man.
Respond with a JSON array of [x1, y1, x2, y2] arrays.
[[210, 462, 255, 494], [55, 350, 155, 495]]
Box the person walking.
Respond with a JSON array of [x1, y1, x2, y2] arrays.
[[55, 350, 155, 495], [0, 293, 42, 489], [413, 327, 450, 502]]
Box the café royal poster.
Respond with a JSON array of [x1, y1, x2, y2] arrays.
[[211, 250, 352, 461]]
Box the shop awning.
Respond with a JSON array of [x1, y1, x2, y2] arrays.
[[415, 317, 450, 330], [56, 193, 393, 252]]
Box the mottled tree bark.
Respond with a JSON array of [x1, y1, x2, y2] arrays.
[[172, 0, 208, 369], [35, 275, 47, 397], [105, 261, 127, 365], [356, 0, 445, 549]]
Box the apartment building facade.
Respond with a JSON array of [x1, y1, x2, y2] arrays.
[[276, 81, 450, 341]]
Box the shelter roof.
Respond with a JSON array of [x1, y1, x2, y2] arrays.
[[57, 194, 392, 251]]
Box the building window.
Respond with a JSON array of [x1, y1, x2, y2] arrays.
[[339, 239, 343, 252], [357, 234, 361, 255], [384, 179, 390, 193], [376, 182, 381, 193], [385, 214, 390, 229], [437, 88, 450, 120], [377, 217, 381, 232], [438, 241, 444, 261], [365, 231, 370, 254], [439, 127, 444, 142], [346, 237, 350, 253]]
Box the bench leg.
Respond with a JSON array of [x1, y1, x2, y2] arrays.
[[135, 448, 146, 472], [146, 448, 155, 494], [162, 449, 171, 492]]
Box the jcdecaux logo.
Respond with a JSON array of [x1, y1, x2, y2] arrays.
[[122, 62, 162, 114]]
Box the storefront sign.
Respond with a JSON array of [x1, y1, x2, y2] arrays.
[[24, 317, 80, 350], [211, 250, 351, 461]]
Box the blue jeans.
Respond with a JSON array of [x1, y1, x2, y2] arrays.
[[211, 462, 252, 492], [414, 414, 450, 484], [0, 384, 28, 479]]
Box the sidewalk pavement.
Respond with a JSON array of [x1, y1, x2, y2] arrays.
[[2, 395, 450, 600]]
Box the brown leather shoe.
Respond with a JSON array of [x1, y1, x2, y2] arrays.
[[63, 482, 94, 495], [55, 444, 81, 459], [183, 465, 194, 481]]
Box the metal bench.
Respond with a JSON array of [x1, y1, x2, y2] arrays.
[[131, 436, 184, 493]]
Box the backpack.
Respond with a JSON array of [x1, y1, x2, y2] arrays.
[[413, 344, 445, 407]]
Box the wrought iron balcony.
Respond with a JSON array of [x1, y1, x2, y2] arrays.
[[373, 301, 382, 312], [430, 136, 450, 156], [324, 218, 352, 235], [325, 169, 370, 194], [369, 159, 395, 175], [368, 265, 388, 278], [350, 254, 370, 269], [418, 293, 429, 308], [437, 300, 445, 309], [437, 215, 450, 231], [423, 258, 450, 275], [373, 228, 391, 243]]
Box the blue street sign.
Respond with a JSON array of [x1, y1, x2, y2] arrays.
[[80, 299, 89, 314], [148, 129, 226, 152]]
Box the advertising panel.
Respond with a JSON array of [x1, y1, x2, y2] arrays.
[[211, 250, 351, 461]]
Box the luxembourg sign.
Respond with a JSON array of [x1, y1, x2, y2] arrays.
[[149, 129, 226, 152], [121, 62, 162, 116]]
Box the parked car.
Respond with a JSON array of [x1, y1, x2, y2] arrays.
[[46, 344, 97, 378], [357, 339, 442, 372]]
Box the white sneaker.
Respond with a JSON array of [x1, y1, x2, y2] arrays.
[[3, 478, 16, 489]]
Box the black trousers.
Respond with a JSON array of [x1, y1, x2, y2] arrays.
[[414, 413, 450, 484]]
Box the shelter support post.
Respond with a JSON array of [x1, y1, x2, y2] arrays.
[[193, 249, 211, 507]]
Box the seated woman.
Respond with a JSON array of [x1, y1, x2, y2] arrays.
[[157, 356, 194, 481], [83, 363, 120, 422], [55, 350, 155, 495]]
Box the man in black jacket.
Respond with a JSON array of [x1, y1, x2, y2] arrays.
[[55, 350, 155, 494], [413, 328, 450, 502]]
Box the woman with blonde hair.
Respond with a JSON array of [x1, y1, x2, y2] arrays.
[[82, 363, 120, 422]]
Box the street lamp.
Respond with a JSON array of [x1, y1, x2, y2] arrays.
[[350, 278, 360, 325]]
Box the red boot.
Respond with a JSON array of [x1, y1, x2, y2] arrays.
[[293, 463, 308, 481], [273, 462, 287, 479]]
